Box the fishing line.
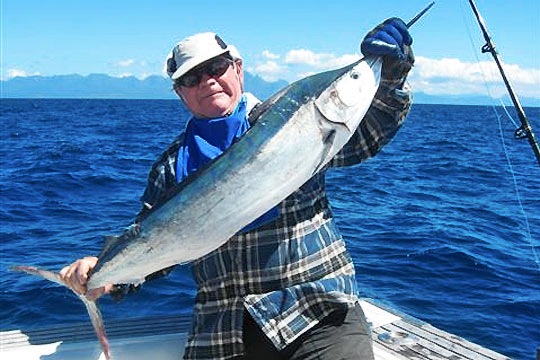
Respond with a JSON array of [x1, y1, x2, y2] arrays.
[[498, 99, 520, 130], [459, 0, 540, 274], [493, 105, 540, 273]]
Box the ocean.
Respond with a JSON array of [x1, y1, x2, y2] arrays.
[[1, 99, 539, 359]]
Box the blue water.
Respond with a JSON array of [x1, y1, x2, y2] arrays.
[[1, 99, 539, 359]]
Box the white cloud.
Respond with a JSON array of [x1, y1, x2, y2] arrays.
[[245, 48, 359, 82], [5, 68, 41, 79], [254, 61, 283, 73], [284, 49, 359, 70], [115, 73, 134, 78], [296, 71, 317, 79], [411, 56, 540, 98], [284, 49, 324, 66], [323, 54, 360, 70], [137, 73, 154, 80], [117, 59, 136, 67], [249, 48, 540, 99], [113, 72, 158, 80], [262, 50, 280, 60], [248, 61, 288, 82]]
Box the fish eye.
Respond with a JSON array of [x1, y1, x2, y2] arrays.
[[350, 72, 360, 80]]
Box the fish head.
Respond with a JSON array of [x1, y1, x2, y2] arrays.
[[314, 55, 382, 133]]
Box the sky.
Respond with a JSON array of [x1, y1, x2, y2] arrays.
[[2, 0, 539, 101]]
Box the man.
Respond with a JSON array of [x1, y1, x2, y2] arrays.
[[60, 18, 414, 359]]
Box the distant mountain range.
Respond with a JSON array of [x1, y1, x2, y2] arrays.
[[1, 73, 539, 107], [0, 73, 288, 102], [413, 92, 539, 107]]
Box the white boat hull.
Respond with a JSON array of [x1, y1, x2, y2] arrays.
[[0, 300, 511, 360]]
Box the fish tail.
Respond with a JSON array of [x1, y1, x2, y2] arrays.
[[80, 294, 112, 360], [11, 265, 113, 360]]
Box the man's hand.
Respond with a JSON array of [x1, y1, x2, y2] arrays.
[[361, 18, 413, 60], [59, 256, 113, 300]]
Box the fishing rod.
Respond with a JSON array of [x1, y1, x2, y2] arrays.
[[407, 1, 435, 28], [468, 0, 540, 166]]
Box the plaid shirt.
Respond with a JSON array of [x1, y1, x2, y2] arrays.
[[117, 51, 413, 359]]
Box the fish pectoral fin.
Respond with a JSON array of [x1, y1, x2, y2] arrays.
[[312, 128, 337, 176]]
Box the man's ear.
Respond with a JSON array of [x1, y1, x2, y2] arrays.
[[174, 86, 187, 103], [235, 60, 245, 91]]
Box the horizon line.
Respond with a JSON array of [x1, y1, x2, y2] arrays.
[[1, 97, 539, 108]]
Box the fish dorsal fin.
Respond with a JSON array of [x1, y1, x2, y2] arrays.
[[248, 85, 291, 124], [101, 235, 123, 256], [98, 225, 140, 260]]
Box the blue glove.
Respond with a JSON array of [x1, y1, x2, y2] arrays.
[[361, 18, 412, 60]]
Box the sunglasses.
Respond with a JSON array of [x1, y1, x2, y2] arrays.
[[177, 56, 234, 88]]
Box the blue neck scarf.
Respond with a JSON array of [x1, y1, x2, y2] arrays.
[[177, 94, 279, 232], [177, 94, 250, 180]]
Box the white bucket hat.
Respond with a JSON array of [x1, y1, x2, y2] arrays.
[[164, 32, 241, 80]]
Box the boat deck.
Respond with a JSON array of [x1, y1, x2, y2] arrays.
[[0, 299, 512, 359]]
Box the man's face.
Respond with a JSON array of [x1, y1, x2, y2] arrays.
[[176, 56, 244, 119]]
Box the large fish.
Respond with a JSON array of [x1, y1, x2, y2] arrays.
[[13, 56, 382, 359]]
